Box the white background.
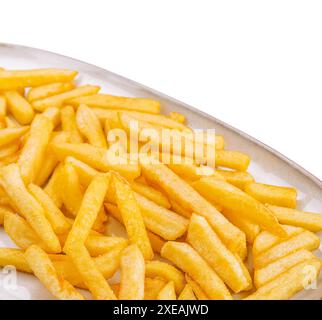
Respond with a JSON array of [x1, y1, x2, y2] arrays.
[[0, 0, 321, 180]]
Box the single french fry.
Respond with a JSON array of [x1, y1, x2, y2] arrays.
[[4, 90, 35, 125], [1, 164, 61, 253], [28, 183, 70, 234], [157, 281, 176, 300], [222, 209, 261, 244], [169, 112, 185, 124], [0, 126, 29, 147], [75, 104, 106, 148], [119, 244, 145, 300], [161, 241, 232, 300], [42, 107, 61, 128], [61, 106, 83, 143], [65, 244, 116, 300], [145, 261, 185, 294], [215, 150, 250, 171], [252, 225, 304, 257], [187, 214, 252, 293], [65, 156, 98, 187], [254, 249, 315, 288], [64, 174, 110, 251], [59, 162, 84, 217], [178, 284, 196, 300], [267, 205, 322, 232], [216, 170, 254, 190], [27, 82, 75, 102], [147, 231, 165, 253], [32, 85, 100, 111], [69, 94, 161, 114], [245, 183, 297, 208], [51, 142, 141, 180], [18, 115, 53, 184], [0, 248, 32, 273], [254, 230, 320, 269], [34, 131, 70, 186], [140, 161, 247, 258], [245, 259, 321, 300], [113, 174, 153, 260], [130, 181, 170, 208], [193, 177, 286, 237], [25, 245, 84, 300], [0, 69, 77, 90], [185, 274, 209, 300]]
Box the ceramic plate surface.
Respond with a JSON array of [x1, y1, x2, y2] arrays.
[[0, 43, 321, 300]]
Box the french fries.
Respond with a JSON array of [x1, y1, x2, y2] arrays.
[[267, 205, 322, 232], [187, 214, 252, 293], [69, 94, 161, 114], [253, 230, 320, 269], [161, 241, 232, 300], [32, 85, 100, 111], [254, 249, 315, 288], [0, 69, 77, 90], [140, 160, 247, 259], [25, 245, 84, 300], [245, 259, 321, 300], [18, 114, 53, 184], [0, 66, 320, 301], [27, 82, 75, 102], [119, 244, 145, 300], [193, 177, 286, 237], [1, 164, 61, 253], [245, 183, 297, 208], [4, 90, 35, 125]]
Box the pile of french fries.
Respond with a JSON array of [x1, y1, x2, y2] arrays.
[[0, 67, 321, 300]]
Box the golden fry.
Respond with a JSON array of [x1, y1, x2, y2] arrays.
[[245, 183, 297, 208], [0, 126, 29, 147], [268, 205, 322, 232], [69, 94, 161, 114], [216, 150, 250, 171], [0, 248, 32, 273], [178, 284, 196, 300], [18, 115, 53, 184], [216, 170, 254, 190]]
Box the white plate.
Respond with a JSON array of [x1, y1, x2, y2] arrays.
[[0, 43, 321, 300]]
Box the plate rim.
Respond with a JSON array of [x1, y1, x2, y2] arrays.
[[0, 42, 321, 189]]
